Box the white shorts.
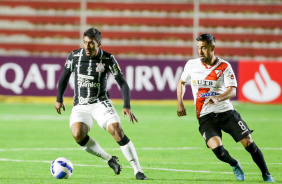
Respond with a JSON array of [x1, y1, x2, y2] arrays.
[[70, 99, 120, 131]]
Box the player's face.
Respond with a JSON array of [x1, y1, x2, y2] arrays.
[[197, 41, 214, 63], [83, 36, 101, 57]]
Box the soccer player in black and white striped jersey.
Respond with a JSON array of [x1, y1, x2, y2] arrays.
[[55, 27, 147, 180]]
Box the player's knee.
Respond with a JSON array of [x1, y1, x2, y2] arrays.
[[71, 122, 88, 142], [241, 134, 253, 147], [108, 122, 121, 130], [72, 128, 87, 142], [207, 136, 222, 149]]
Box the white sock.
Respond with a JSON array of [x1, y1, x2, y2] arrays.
[[81, 136, 112, 162], [120, 141, 143, 175]]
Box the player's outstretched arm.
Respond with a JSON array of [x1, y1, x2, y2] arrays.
[[177, 79, 187, 117], [55, 68, 72, 115], [122, 108, 138, 124], [55, 102, 65, 115]]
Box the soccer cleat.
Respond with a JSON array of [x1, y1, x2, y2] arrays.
[[263, 174, 275, 182], [108, 156, 121, 175], [231, 162, 245, 181], [135, 172, 148, 180]]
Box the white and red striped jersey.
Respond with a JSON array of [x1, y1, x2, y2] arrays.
[[181, 58, 237, 118]]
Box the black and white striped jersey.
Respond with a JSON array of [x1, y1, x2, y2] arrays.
[[61, 48, 124, 106]]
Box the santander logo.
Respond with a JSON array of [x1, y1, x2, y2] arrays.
[[242, 64, 281, 102]]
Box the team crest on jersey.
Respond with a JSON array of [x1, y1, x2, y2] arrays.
[[215, 70, 223, 78], [96, 63, 105, 73]]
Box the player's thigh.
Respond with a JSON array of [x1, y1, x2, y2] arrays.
[[91, 100, 121, 131], [199, 119, 222, 146], [222, 110, 253, 142], [70, 105, 93, 131]]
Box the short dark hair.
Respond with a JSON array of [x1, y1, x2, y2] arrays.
[[196, 33, 215, 46], [83, 27, 102, 43]]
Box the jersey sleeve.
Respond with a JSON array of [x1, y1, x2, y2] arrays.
[[64, 52, 75, 72], [56, 51, 74, 102], [109, 55, 123, 76], [181, 60, 191, 82], [56, 68, 72, 102], [109, 55, 131, 109], [223, 64, 237, 87]]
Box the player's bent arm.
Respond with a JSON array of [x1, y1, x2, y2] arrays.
[[177, 79, 187, 117], [205, 86, 236, 105], [215, 86, 236, 102]]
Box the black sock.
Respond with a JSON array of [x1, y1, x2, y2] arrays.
[[212, 145, 238, 166], [117, 135, 130, 146], [77, 135, 90, 146], [245, 142, 270, 175]]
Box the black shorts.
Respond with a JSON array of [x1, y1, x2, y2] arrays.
[[198, 110, 253, 146]]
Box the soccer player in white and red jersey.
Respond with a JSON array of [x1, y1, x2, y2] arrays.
[[177, 33, 274, 182]]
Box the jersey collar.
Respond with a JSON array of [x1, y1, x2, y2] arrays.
[[81, 48, 101, 60], [201, 57, 219, 69]]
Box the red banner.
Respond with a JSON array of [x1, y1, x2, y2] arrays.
[[238, 61, 282, 103]]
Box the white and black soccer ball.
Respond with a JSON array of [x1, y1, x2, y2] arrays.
[[50, 157, 73, 179]]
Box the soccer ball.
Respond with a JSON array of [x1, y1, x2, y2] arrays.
[[50, 157, 73, 179]]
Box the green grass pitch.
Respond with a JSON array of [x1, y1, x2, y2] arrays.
[[0, 101, 281, 183]]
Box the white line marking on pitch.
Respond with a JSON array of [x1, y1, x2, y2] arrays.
[[0, 148, 82, 151], [0, 147, 281, 152], [0, 115, 69, 121], [161, 162, 282, 165], [0, 158, 261, 175], [2, 114, 281, 122]]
